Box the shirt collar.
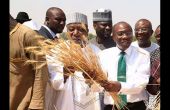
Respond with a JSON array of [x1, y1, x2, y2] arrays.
[[115, 45, 132, 56], [42, 25, 56, 38]]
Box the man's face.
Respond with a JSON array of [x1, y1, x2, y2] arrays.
[[67, 23, 88, 46], [94, 21, 112, 39], [113, 23, 133, 51], [47, 10, 66, 34], [135, 20, 153, 46], [155, 26, 160, 45]]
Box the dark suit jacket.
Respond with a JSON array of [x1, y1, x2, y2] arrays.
[[39, 26, 54, 40]]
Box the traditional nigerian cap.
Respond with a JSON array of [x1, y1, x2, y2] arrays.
[[93, 8, 112, 22], [67, 12, 88, 25]]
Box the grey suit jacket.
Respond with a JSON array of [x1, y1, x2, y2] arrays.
[[39, 26, 54, 40]]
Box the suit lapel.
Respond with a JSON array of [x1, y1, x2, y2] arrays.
[[39, 26, 54, 39]]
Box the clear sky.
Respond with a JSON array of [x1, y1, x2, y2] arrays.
[[10, 0, 160, 34]]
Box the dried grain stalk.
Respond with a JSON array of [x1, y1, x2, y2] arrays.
[[23, 23, 124, 109], [43, 38, 123, 109]]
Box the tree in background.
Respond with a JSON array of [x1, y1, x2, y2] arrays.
[[88, 33, 96, 40], [59, 32, 68, 40]]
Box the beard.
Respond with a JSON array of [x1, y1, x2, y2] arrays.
[[97, 30, 111, 39]]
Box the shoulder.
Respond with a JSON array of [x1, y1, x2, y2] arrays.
[[39, 26, 47, 33], [151, 48, 160, 55], [151, 42, 159, 46], [98, 47, 115, 56], [23, 21, 39, 30], [18, 25, 38, 36], [38, 26, 53, 39], [24, 31, 45, 46], [39, 26, 45, 31], [131, 45, 150, 57], [88, 43, 100, 49], [11, 24, 38, 42], [88, 43, 101, 53], [131, 41, 138, 46], [150, 48, 160, 61], [151, 42, 159, 48], [39, 26, 49, 33]]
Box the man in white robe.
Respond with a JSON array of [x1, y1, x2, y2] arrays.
[[45, 12, 102, 110]]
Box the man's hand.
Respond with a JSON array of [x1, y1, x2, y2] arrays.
[[156, 77, 160, 84], [100, 80, 121, 92], [82, 70, 97, 79], [63, 66, 75, 83]]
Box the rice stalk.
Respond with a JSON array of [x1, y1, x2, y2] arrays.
[[45, 38, 123, 109], [20, 29, 123, 109]]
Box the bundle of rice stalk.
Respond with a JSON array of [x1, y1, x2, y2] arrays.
[[24, 23, 124, 109], [24, 39, 58, 69], [45, 38, 123, 109]]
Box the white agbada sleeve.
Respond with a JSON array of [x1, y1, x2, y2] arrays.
[[46, 54, 75, 110], [46, 54, 65, 90], [57, 76, 75, 110]]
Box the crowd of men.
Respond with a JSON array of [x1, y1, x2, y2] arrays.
[[10, 7, 160, 110]]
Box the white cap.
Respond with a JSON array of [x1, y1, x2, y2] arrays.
[[67, 12, 88, 25]]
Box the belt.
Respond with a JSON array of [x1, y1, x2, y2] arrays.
[[126, 100, 144, 106], [119, 100, 146, 110], [105, 100, 146, 110]]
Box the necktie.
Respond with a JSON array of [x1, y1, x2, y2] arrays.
[[117, 51, 127, 107]]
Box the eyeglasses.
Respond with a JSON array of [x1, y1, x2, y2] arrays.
[[135, 28, 151, 33]]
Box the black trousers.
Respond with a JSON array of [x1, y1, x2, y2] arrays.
[[99, 92, 105, 110], [104, 101, 146, 110]]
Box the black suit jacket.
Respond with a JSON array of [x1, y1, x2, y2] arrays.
[[38, 26, 54, 39]]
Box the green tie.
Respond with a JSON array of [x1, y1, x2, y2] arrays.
[[117, 51, 127, 107]]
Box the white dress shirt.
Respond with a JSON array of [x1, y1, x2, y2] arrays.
[[132, 41, 159, 53], [45, 43, 101, 110], [98, 45, 150, 105]]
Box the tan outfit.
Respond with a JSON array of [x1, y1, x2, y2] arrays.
[[10, 23, 49, 110]]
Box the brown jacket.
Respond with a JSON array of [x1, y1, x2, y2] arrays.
[[10, 23, 49, 110]]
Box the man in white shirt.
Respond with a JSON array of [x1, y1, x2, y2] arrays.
[[98, 21, 150, 110], [132, 19, 159, 109], [132, 19, 159, 53], [45, 12, 101, 110]]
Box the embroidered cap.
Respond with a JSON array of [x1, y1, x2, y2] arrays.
[[67, 12, 88, 25], [93, 8, 112, 22]]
